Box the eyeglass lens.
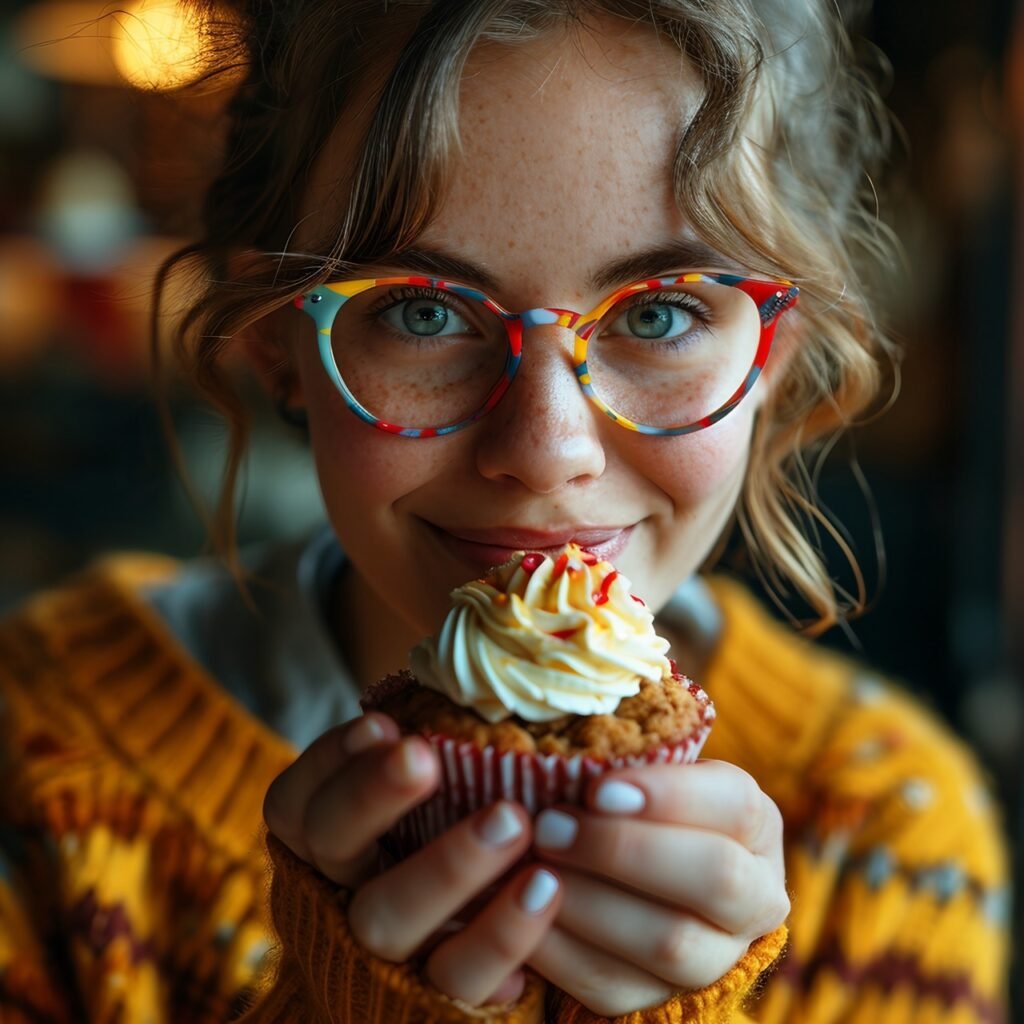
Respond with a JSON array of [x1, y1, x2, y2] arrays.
[[329, 280, 763, 430]]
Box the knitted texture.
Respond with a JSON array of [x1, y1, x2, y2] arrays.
[[545, 927, 788, 1023], [235, 832, 546, 1023], [0, 555, 1011, 1023]]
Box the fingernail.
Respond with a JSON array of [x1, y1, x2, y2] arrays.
[[534, 809, 578, 850], [385, 738, 433, 785], [520, 869, 559, 914], [344, 715, 386, 755], [477, 802, 523, 847], [594, 780, 646, 814]]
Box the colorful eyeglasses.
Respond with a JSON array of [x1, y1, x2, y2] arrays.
[[294, 272, 799, 438]]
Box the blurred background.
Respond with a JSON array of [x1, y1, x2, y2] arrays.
[[0, 0, 1021, 1016]]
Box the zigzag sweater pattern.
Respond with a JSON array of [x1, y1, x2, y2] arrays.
[[0, 553, 1011, 1023]]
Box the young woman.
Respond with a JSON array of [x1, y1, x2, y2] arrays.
[[0, 2, 1010, 1022]]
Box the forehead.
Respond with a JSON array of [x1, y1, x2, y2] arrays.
[[300, 17, 705, 297]]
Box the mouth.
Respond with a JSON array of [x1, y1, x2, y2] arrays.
[[425, 522, 636, 574]]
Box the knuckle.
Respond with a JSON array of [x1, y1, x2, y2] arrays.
[[480, 921, 528, 965], [303, 786, 358, 866], [743, 881, 791, 938], [262, 776, 289, 835], [430, 830, 475, 892], [652, 919, 700, 985], [572, 974, 621, 1015], [760, 889, 792, 933], [693, 947, 744, 990], [348, 884, 400, 960], [734, 781, 768, 844], [710, 842, 749, 908], [263, 775, 305, 852], [775, 890, 793, 925], [603, 822, 642, 875], [751, 797, 785, 850], [738, 783, 764, 826]]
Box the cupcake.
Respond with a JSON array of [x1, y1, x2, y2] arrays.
[[362, 544, 715, 858]]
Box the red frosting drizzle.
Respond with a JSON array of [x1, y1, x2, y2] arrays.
[[520, 552, 545, 574], [552, 552, 570, 579], [579, 550, 598, 565], [594, 570, 619, 605], [549, 627, 580, 640], [631, 594, 646, 606]]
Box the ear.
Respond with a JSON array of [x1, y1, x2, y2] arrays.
[[237, 307, 306, 409], [225, 248, 306, 410]]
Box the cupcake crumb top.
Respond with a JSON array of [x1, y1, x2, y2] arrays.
[[367, 673, 707, 758]]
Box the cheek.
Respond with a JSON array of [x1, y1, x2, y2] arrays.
[[306, 402, 435, 509], [297, 346, 436, 509], [641, 408, 755, 510]]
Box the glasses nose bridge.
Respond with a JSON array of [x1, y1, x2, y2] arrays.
[[516, 306, 583, 332], [507, 305, 589, 379]]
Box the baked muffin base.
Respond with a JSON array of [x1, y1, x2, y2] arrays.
[[363, 670, 709, 758]]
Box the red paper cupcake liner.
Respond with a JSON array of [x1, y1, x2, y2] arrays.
[[382, 680, 715, 860]]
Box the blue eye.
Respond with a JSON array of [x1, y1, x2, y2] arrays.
[[612, 302, 696, 340], [380, 298, 472, 337], [378, 299, 473, 337]]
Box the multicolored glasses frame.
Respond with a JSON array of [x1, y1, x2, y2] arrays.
[[293, 272, 799, 438]]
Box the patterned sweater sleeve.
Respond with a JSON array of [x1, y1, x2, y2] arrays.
[[752, 676, 1012, 1023], [235, 824, 789, 1024], [233, 830, 548, 1023], [0, 597, 546, 1024]]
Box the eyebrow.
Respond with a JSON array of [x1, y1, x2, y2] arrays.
[[371, 239, 747, 295]]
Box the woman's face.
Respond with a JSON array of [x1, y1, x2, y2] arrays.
[[280, 19, 769, 642]]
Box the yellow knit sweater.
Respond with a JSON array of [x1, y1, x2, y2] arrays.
[[0, 553, 1010, 1023]]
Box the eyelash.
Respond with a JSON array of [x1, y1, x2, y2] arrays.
[[617, 291, 712, 323], [366, 286, 472, 319]]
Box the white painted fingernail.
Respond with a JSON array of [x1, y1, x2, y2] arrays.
[[595, 780, 646, 814], [534, 809, 578, 850], [477, 802, 523, 847], [520, 869, 559, 914]]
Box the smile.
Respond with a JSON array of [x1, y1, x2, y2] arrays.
[[425, 522, 636, 574]]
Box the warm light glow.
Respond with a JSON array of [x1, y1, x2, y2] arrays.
[[14, 0, 222, 90], [14, 2, 122, 86], [111, 0, 209, 90]]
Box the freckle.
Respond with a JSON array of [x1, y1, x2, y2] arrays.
[[507, 239, 517, 249]]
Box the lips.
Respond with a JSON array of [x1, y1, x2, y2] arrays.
[[427, 522, 635, 573]]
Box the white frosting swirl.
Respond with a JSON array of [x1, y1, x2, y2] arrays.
[[410, 545, 672, 723]]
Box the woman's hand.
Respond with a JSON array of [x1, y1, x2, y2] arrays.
[[527, 760, 790, 1017], [262, 712, 562, 1007]]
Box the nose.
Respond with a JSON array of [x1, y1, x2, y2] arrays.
[[473, 323, 606, 492]]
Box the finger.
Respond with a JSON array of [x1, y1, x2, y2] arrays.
[[348, 801, 533, 962], [303, 735, 439, 884], [556, 867, 750, 989], [533, 808, 787, 934], [483, 970, 527, 1006], [528, 926, 674, 1018], [263, 712, 400, 858], [586, 761, 785, 860], [425, 865, 561, 1006]]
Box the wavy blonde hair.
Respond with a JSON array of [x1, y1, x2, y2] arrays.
[[154, 0, 899, 631]]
